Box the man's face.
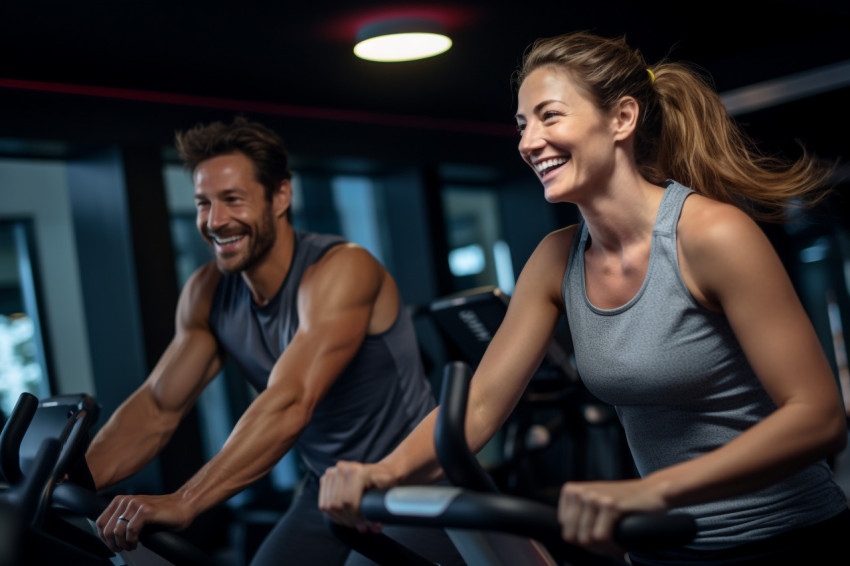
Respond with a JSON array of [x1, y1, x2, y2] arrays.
[[193, 152, 278, 274]]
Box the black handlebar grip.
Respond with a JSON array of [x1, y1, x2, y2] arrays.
[[614, 512, 697, 550], [51, 483, 216, 566], [0, 392, 39, 485], [15, 437, 62, 527], [434, 361, 499, 493]]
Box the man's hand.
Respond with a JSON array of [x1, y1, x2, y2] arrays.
[[95, 493, 195, 552]]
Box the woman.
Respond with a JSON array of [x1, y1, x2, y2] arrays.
[[320, 32, 849, 564]]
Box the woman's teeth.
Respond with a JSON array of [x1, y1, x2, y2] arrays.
[[536, 157, 568, 176]]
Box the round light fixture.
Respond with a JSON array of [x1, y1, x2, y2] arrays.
[[354, 18, 452, 62]]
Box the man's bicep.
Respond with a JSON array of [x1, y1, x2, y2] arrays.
[[299, 250, 380, 365], [266, 306, 369, 401], [267, 286, 376, 410]]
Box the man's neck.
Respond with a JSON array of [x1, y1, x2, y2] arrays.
[[241, 222, 295, 306]]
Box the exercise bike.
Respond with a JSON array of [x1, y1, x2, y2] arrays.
[[329, 361, 697, 566], [0, 391, 216, 566]]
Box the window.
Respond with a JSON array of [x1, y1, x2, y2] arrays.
[[332, 175, 386, 264], [442, 186, 515, 294], [0, 221, 50, 418]]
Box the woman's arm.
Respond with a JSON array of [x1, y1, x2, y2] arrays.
[[644, 196, 846, 504], [558, 197, 846, 552], [319, 227, 576, 528]]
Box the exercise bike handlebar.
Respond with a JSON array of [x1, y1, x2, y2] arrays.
[[1, 392, 215, 566], [0, 392, 38, 485], [360, 486, 696, 552], [330, 362, 696, 564], [430, 362, 696, 550], [3, 436, 61, 527], [52, 482, 215, 566], [434, 363, 500, 493]]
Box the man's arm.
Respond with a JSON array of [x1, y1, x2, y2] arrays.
[[86, 262, 223, 490], [96, 244, 390, 551]]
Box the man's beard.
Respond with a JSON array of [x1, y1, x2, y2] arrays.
[[213, 208, 277, 274]]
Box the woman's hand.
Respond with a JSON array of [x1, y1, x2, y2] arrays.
[[319, 461, 396, 532], [558, 478, 668, 556]]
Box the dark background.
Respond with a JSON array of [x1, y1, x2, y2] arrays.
[[1, 0, 848, 172], [2, 2, 849, 561]]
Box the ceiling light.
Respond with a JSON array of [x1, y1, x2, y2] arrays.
[[354, 18, 452, 62]]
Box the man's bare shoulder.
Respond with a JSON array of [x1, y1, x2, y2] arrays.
[[183, 261, 222, 296], [309, 243, 382, 282], [297, 242, 387, 312], [177, 261, 222, 328], [320, 242, 377, 264]]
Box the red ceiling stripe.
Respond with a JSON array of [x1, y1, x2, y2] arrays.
[[0, 77, 515, 137]]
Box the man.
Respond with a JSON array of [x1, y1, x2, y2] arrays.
[[86, 117, 463, 565]]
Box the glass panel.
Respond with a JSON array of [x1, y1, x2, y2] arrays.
[[0, 221, 50, 418], [442, 186, 515, 294], [332, 175, 386, 263], [785, 203, 850, 416]]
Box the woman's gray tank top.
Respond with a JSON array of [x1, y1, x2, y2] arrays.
[[208, 230, 435, 477], [563, 181, 846, 549]]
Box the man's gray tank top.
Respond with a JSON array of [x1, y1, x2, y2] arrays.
[[208, 230, 435, 477], [563, 181, 846, 549]]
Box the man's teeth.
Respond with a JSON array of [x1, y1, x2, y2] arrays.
[[536, 157, 568, 175], [214, 234, 244, 245]]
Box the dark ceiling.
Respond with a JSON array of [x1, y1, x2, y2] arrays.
[[1, 1, 849, 175]]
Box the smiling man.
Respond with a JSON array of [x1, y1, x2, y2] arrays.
[[85, 116, 463, 566]]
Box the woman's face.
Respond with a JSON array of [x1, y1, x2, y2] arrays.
[[516, 66, 618, 204]]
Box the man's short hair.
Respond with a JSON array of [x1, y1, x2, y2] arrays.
[[175, 116, 292, 205]]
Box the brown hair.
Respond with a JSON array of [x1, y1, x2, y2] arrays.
[[175, 116, 292, 217], [514, 32, 832, 221]]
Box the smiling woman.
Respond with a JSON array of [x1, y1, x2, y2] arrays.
[[319, 30, 850, 566], [516, 66, 618, 205]]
